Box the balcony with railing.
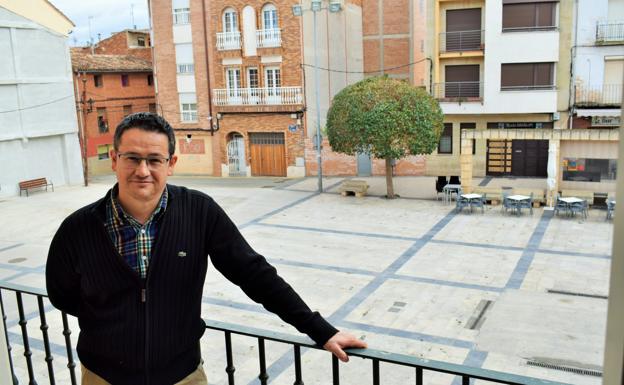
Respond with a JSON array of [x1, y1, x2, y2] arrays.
[[433, 81, 483, 102], [0, 282, 573, 385], [575, 84, 623, 107], [256, 28, 282, 48], [217, 31, 241, 51], [213, 87, 303, 106], [596, 20, 624, 44], [439, 30, 484, 54]]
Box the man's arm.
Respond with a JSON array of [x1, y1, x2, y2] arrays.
[[45, 223, 81, 316], [204, 199, 367, 358]]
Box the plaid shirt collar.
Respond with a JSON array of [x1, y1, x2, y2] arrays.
[[109, 185, 169, 227]]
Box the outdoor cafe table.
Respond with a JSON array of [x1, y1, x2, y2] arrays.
[[460, 193, 483, 213], [443, 184, 461, 204], [559, 196, 585, 217], [507, 195, 530, 215]]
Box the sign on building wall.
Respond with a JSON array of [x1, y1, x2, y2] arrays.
[[592, 116, 621, 127], [179, 139, 205, 154]]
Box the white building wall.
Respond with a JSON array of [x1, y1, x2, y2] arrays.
[[302, 1, 364, 139], [574, 0, 624, 89], [441, 0, 559, 115], [0, 6, 83, 197]]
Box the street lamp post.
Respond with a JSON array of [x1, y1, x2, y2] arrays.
[[292, 1, 342, 193]]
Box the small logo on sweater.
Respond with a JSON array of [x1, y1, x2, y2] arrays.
[[178, 251, 187, 257]]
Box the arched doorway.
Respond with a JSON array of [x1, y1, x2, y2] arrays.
[[227, 133, 246, 176]]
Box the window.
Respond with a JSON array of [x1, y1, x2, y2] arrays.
[[247, 68, 259, 88], [147, 74, 153, 86], [226, 68, 241, 97], [459, 123, 476, 155], [97, 144, 111, 160], [501, 63, 554, 90], [265, 67, 281, 88], [563, 158, 617, 182], [149, 103, 157, 113], [94, 74, 103, 87], [223, 8, 238, 32], [438, 123, 453, 154], [181, 103, 198, 122], [502, 1, 556, 31], [97, 108, 108, 133], [121, 74, 130, 87], [137, 36, 146, 47], [173, 8, 190, 24], [445, 65, 480, 98], [262, 4, 278, 30], [123, 105, 133, 117], [177, 64, 195, 74]]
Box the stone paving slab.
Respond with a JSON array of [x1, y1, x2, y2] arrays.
[[0, 176, 615, 385]]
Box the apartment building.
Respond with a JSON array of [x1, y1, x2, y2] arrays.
[[71, 40, 156, 176], [150, 0, 365, 177], [565, 0, 623, 193], [0, 1, 84, 196]]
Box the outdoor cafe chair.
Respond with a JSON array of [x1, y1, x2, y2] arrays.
[[569, 200, 588, 219], [517, 192, 534, 215], [470, 193, 487, 214], [554, 194, 568, 217], [502, 192, 517, 214], [456, 188, 470, 213], [607, 200, 615, 220]]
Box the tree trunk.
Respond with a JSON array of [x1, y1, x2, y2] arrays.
[[385, 158, 395, 199]]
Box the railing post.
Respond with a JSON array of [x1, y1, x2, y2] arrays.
[[0, 291, 16, 385], [331, 355, 339, 385], [257, 338, 268, 385], [16, 292, 37, 385], [61, 313, 77, 385], [372, 359, 380, 385], [37, 297, 55, 385], [293, 345, 303, 385], [224, 331, 235, 385]]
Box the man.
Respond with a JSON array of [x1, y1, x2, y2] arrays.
[[46, 112, 366, 385]]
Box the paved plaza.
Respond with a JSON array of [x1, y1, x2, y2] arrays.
[[0, 175, 614, 384]]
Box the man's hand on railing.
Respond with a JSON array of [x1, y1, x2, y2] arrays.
[[323, 331, 368, 362]]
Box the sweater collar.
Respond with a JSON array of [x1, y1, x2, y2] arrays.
[[91, 183, 178, 222]]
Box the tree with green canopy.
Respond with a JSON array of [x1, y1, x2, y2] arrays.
[[326, 76, 444, 198]]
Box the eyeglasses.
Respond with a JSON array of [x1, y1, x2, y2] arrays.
[[116, 152, 170, 170]]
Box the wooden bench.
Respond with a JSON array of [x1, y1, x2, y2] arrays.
[[513, 188, 546, 207], [19, 178, 54, 197], [339, 179, 369, 198], [561, 189, 594, 205]]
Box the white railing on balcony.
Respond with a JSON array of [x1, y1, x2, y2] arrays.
[[213, 87, 303, 106], [217, 31, 241, 50], [256, 28, 282, 48], [596, 20, 624, 43], [575, 84, 623, 106]]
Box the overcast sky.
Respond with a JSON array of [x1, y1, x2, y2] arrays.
[[49, 0, 150, 46]]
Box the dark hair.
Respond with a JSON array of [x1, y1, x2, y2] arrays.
[[113, 112, 176, 156]]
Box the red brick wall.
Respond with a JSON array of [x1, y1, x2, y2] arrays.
[[74, 71, 156, 157], [93, 31, 153, 61]]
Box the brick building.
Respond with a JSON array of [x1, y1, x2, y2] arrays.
[[71, 30, 156, 176], [149, 0, 430, 178]]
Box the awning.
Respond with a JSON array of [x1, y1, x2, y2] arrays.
[[576, 108, 621, 117]]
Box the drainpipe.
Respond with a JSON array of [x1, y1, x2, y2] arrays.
[[568, 0, 579, 130], [75, 72, 89, 186], [201, 0, 216, 135]]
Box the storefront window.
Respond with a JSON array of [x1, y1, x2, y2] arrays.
[[562, 158, 617, 182]]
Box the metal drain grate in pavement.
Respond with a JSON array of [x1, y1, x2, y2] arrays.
[[526, 360, 603, 377], [547, 289, 608, 300]]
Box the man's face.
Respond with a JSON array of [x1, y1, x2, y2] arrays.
[[111, 128, 177, 203]]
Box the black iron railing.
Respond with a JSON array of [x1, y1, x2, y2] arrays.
[[1, 282, 572, 385]]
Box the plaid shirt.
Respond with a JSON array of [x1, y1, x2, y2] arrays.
[[104, 186, 168, 279]]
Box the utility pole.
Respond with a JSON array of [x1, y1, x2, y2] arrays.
[[131, 4, 136, 30]]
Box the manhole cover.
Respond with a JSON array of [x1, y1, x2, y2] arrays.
[[8, 257, 27, 264]]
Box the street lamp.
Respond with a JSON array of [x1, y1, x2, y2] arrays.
[[292, 1, 343, 193]]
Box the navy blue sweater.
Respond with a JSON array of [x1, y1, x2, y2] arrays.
[[46, 185, 337, 384]]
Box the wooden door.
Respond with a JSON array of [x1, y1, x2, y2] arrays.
[[486, 140, 512, 176], [511, 140, 548, 177], [249, 133, 286, 176]]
